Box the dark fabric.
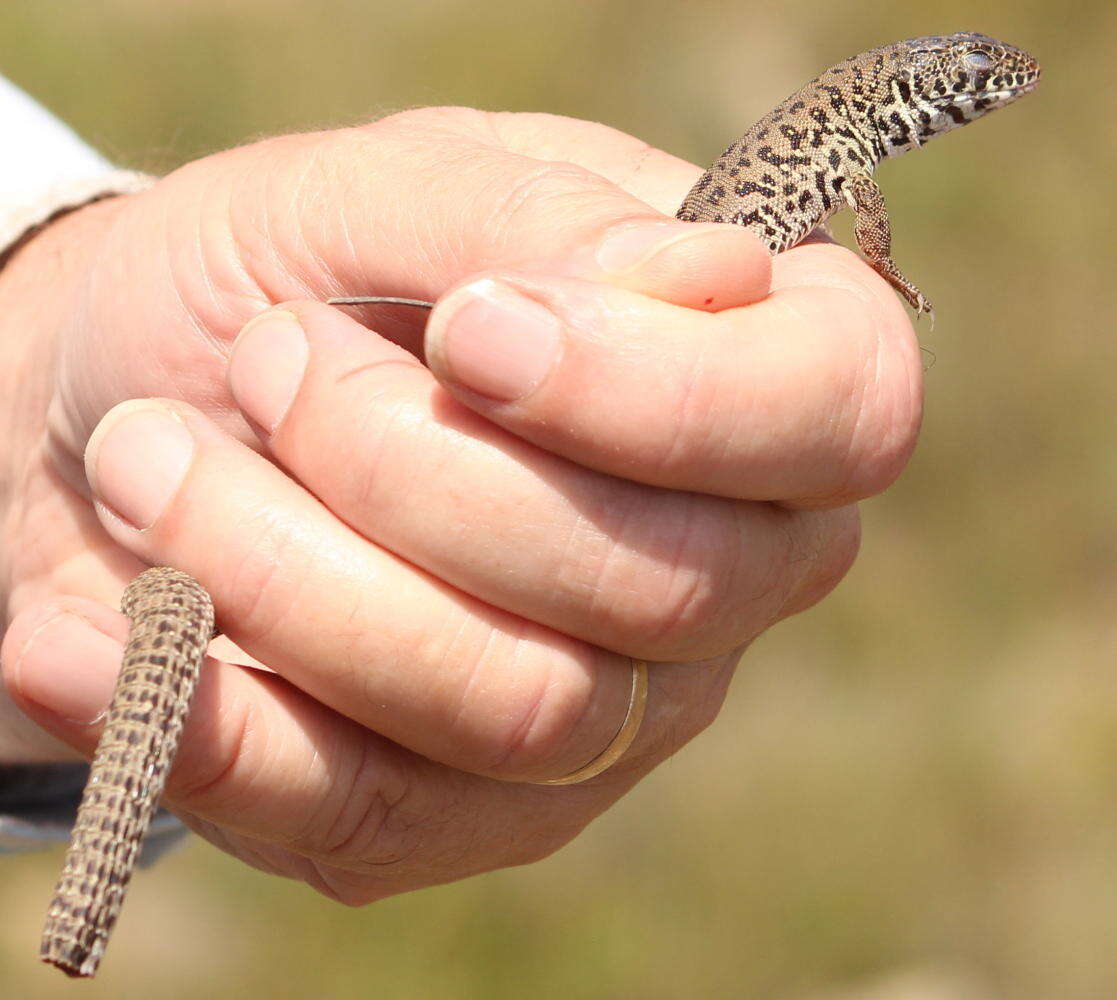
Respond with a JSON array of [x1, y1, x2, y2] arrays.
[[0, 762, 188, 862], [0, 762, 89, 818]]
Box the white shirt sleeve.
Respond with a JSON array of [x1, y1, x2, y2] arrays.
[[0, 75, 153, 253]]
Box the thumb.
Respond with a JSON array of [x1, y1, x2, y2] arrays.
[[244, 107, 773, 312]]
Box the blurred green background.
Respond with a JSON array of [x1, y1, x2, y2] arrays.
[[2, 1, 1114, 997]]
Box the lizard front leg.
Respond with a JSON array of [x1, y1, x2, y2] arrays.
[[844, 172, 934, 324]]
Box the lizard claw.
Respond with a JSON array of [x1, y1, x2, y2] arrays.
[[899, 286, 935, 331], [915, 297, 935, 332]]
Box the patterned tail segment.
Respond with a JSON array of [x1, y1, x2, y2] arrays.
[[41, 568, 214, 978]]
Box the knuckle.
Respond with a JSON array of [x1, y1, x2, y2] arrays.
[[780, 281, 923, 504], [459, 646, 571, 776], [840, 325, 923, 501], [326, 109, 499, 201], [629, 563, 738, 656], [780, 506, 862, 617], [342, 370, 433, 516], [592, 498, 760, 660], [170, 690, 255, 809], [487, 162, 618, 253], [367, 106, 485, 139], [312, 744, 424, 867], [218, 516, 310, 649], [851, 366, 922, 497], [452, 641, 611, 781]]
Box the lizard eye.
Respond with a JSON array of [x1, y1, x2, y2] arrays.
[[964, 51, 996, 72]]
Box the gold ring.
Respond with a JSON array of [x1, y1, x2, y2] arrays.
[[536, 659, 649, 786]]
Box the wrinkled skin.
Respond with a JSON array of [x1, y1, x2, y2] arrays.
[[0, 109, 920, 904]]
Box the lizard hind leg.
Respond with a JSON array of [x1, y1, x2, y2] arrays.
[[844, 172, 935, 327]]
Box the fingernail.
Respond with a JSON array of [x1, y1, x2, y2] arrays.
[[228, 310, 309, 434], [14, 612, 121, 724], [596, 220, 711, 273], [429, 279, 561, 402], [86, 401, 194, 529]]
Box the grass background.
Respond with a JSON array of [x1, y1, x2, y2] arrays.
[[2, 1, 1115, 997]]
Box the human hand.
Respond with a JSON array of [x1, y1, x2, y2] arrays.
[[0, 108, 919, 901]]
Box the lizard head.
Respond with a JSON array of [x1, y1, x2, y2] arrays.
[[899, 33, 1041, 136]]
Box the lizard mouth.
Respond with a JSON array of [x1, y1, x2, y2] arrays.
[[1000, 75, 1041, 98], [933, 75, 1041, 111], [980, 80, 1039, 102], [987, 64, 1043, 100]]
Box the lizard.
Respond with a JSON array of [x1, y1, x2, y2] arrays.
[[40, 31, 1041, 977], [677, 31, 1041, 324]]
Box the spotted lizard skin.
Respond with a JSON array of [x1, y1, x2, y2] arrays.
[[40, 568, 213, 978], [678, 32, 1041, 321]]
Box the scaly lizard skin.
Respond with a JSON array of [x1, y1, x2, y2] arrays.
[[678, 32, 1041, 322]]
